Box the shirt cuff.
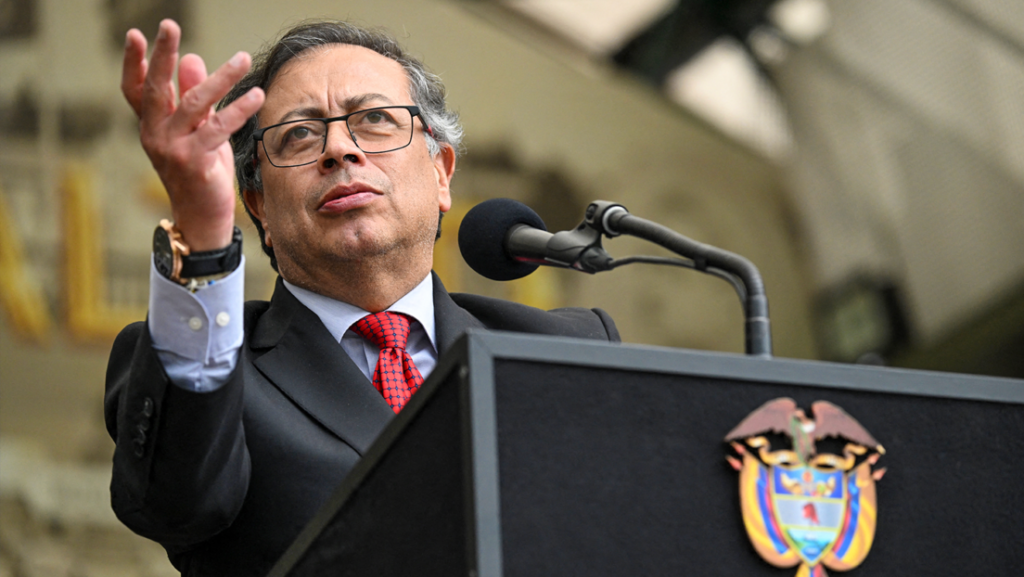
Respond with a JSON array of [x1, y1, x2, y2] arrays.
[[148, 256, 245, 392]]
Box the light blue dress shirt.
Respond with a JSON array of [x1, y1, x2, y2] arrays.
[[148, 256, 438, 393]]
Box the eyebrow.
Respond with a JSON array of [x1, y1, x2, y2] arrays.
[[276, 93, 396, 124]]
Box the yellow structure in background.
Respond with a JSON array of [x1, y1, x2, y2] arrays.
[[62, 165, 146, 342], [0, 186, 53, 343]]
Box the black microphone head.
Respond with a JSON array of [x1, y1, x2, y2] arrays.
[[458, 198, 546, 281]]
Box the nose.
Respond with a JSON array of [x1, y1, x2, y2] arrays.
[[318, 121, 365, 171]]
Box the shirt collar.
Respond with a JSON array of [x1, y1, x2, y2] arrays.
[[281, 273, 436, 352]]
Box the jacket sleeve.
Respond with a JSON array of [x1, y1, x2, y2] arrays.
[[105, 320, 250, 550]]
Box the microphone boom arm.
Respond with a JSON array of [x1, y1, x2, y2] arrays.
[[587, 201, 772, 358]]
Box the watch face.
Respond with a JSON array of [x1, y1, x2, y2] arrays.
[[153, 226, 175, 278]]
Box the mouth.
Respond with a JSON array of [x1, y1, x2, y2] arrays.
[[318, 182, 382, 213]]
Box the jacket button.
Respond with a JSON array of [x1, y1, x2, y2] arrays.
[[142, 397, 154, 417], [133, 439, 145, 458]]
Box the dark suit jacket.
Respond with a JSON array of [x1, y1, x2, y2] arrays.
[[105, 274, 618, 576]]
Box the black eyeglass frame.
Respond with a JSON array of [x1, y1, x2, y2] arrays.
[[252, 105, 431, 167]]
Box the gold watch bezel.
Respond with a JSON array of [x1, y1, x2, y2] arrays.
[[158, 219, 191, 285]]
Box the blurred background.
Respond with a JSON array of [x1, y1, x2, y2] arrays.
[[1, 0, 1021, 574]]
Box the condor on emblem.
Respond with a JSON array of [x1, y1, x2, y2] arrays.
[[725, 398, 886, 577]]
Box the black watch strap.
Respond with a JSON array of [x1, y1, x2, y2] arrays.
[[179, 226, 244, 278]]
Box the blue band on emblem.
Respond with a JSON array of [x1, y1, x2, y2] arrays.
[[757, 465, 790, 554], [833, 474, 861, 558]]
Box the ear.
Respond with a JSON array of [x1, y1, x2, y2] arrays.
[[432, 143, 456, 213], [242, 188, 272, 248]]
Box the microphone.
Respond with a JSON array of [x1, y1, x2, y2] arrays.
[[457, 198, 548, 281], [458, 198, 615, 281]]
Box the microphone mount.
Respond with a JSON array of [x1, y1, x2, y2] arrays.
[[506, 221, 615, 274]]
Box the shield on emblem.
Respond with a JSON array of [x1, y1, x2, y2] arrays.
[[769, 465, 846, 566]]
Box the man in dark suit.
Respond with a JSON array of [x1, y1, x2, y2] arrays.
[[106, 18, 618, 577]]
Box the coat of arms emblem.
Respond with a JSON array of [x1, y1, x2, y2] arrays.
[[725, 398, 886, 577]]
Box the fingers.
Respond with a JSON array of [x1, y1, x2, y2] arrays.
[[125, 19, 263, 165], [178, 54, 212, 127], [177, 54, 208, 100], [121, 29, 149, 117], [140, 19, 182, 121], [173, 51, 252, 133], [195, 87, 265, 150]]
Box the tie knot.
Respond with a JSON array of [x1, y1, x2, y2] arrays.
[[352, 312, 413, 350]]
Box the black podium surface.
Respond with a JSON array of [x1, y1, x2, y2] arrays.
[[269, 331, 1024, 577]]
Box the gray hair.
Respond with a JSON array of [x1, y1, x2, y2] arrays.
[[219, 20, 464, 270]]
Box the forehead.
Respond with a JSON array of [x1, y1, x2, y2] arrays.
[[262, 44, 410, 116]]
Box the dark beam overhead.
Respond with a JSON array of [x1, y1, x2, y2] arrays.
[[612, 0, 776, 85]]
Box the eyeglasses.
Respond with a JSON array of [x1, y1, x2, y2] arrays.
[[253, 105, 427, 167]]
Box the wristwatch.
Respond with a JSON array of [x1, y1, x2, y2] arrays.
[[153, 219, 243, 287]]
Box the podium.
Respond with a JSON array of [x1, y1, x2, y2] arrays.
[[269, 331, 1024, 576]]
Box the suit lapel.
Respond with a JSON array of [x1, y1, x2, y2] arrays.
[[432, 272, 486, 355], [250, 279, 393, 454]]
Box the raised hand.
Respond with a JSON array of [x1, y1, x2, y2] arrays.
[[122, 19, 265, 251]]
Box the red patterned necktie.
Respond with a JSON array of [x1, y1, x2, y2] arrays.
[[351, 312, 424, 413]]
